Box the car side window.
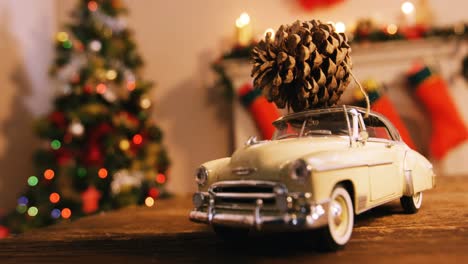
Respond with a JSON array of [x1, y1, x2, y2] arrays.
[[363, 115, 393, 140]]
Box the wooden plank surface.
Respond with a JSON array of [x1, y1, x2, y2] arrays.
[[1, 176, 468, 263]]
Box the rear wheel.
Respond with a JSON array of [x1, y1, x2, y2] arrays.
[[213, 225, 249, 241], [400, 192, 423, 214], [317, 185, 354, 251]]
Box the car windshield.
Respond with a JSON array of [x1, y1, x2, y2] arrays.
[[273, 111, 350, 140]]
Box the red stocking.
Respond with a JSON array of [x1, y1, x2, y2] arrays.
[[238, 83, 281, 140], [407, 64, 468, 159]]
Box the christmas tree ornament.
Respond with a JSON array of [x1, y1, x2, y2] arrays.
[[81, 186, 102, 214], [354, 79, 416, 149], [251, 19, 352, 112], [407, 63, 468, 159], [238, 83, 281, 140], [69, 120, 85, 137], [139, 96, 152, 109], [89, 40, 102, 52]]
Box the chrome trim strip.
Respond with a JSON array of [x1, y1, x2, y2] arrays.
[[312, 161, 394, 172], [210, 180, 281, 188], [214, 192, 276, 199], [232, 167, 258, 176]]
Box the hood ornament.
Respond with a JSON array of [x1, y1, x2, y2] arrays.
[[232, 167, 257, 176]]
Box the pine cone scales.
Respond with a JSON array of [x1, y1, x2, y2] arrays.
[[251, 20, 352, 112]]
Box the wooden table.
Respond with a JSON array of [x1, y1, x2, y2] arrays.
[[1, 176, 467, 263]]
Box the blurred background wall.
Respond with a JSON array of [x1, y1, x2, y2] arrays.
[[0, 0, 467, 211]]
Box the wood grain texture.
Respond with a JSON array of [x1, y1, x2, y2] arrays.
[[1, 176, 467, 263]]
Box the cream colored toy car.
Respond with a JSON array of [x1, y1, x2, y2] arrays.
[[189, 106, 435, 251]]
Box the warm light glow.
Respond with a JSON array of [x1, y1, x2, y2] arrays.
[[98, 168, 108, 179], [149, 188, 159, 198], [140, 98, 151, 109], [120, 139, 130, 151], [263, 28, 275, 40], [127, 81, 136, 91], [145, 197, 155, 207], [335, 22, 346, 33], [236, 12, 250, 28], [56, 32, 69, 42], [70, 121, 84, 136], [96, 83, 107, 94], [401, 1, 415, 14], [61, 208, 72, 219], [386, 24, 398, 35], [132, 134, 143, 145], [27, 207, 38, 217], [49, 193, 60, 204], [156, 173, 166, 184], [106, 70, 117, 80], [88, 1, 98, 12], [44, 169, 55, 180]]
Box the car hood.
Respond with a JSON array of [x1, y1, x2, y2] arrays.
[[217, 136, 350, 182]]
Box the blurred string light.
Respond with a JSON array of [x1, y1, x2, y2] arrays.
[[28, 176, 39, 187], [335, 22, 346, 33], [119, 139, 130, 151], [16, 204, 27, 214], [96, 83, 107, 94], [98, 168, 108, 179], [27, 207, 38, 217], [401, 1, 415, 14], [149, 187, 159, 198], [236, 12, 250, 28], [106, 70, 117, 80], [18, 196, 29, 206], [88, 1, 98, 12], [51, 209, 61, 219], [51, 140, 61, 150], [386, 24, 398, 35], [156, 173, 166, 184], [49, 193, 60, 204], [56, 32, 69, 42], [132, 134, 143, 145], [89, 40, 102, 52], [145, 197, 154, 207], [44, 169, 55, 180], [61, 208, 72, 219]]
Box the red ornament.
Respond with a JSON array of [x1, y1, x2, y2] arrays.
[[81, 186, 101, 214], [83, 84, 93, 94], [0, 226, 9, 239], [83, 144, 103, 166], [148, 187, 160, 198], [55, 148, 73, 165], [49, 111, 67, 128]]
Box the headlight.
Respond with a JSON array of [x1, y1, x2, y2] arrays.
[[290, 159, 311, 181], [195, 166, 208, 186]]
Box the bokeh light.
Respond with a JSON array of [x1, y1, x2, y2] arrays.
[[156, 173, 166, 184], [148, 188, 159, 198], [119, 139, 130, 151], [51, 140, 61, 150], [96, 83, 107, 94], [44, 169, 55, 180], [49, 193, 60, 204], [401, 1, 415, 14], [16, 204, 27, 214], [61, 208, 72, 219], [386, 24, 398, 35], [132, 134, 143, 145], [27, 176, 39, 187], [27, 207, 38, 217], [98, 168, 108, 179], [88, 1, 98, 12], [77, 167, 87, 178], [106, 70, 117, 80], [51, 209, 61, 219], [56, 32, 69, 42], [17, 196, 29, 206], [145, 197, 154, 207], [335, 22, 346, 33]]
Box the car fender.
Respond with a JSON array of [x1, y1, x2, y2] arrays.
[[403, 149, 434, 195]]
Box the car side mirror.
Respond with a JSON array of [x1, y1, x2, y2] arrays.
[[359, 131, 369, 143]]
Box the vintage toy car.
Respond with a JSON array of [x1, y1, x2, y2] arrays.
[[189, 106, 435, 250]]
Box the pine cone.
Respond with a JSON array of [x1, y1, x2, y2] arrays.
[[251, 20, 352, 112]]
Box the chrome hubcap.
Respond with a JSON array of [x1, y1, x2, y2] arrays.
[[331, 201, 343, 226]]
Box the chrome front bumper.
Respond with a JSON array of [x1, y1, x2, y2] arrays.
[[189, 182, 329, 230]]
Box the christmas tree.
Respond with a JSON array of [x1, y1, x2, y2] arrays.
[[1, 0, 170, 234]]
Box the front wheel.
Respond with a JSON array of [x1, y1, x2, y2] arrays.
[[400, 192, 423, 214], [317, 185, 354, 251]]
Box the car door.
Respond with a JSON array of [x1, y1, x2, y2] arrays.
[[363, 114, 400, 202]]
